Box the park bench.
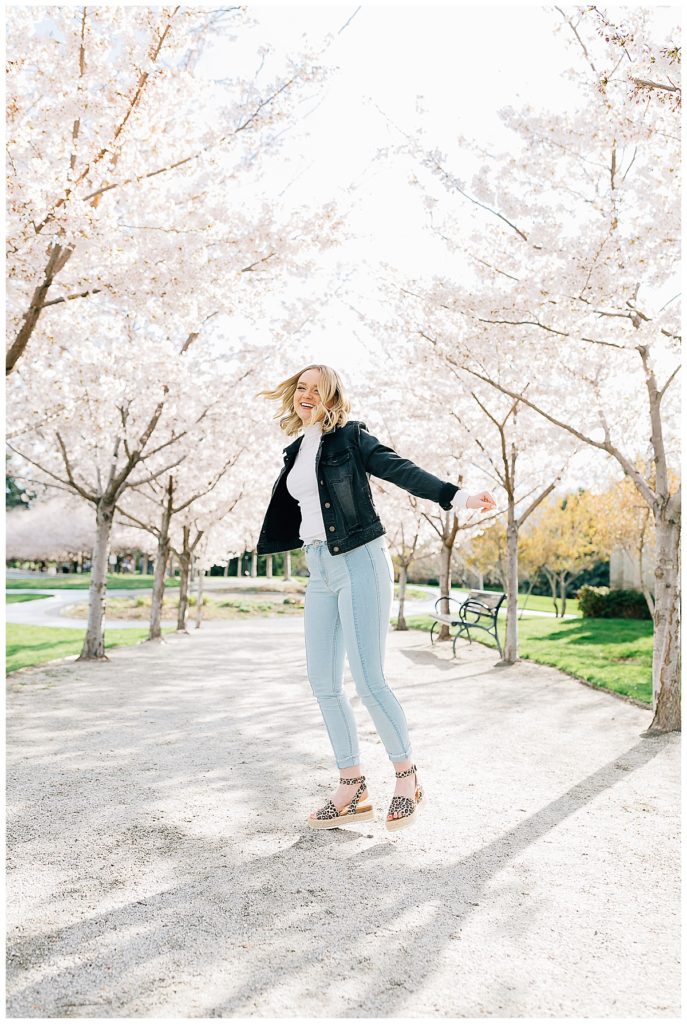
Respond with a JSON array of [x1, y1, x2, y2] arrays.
[[430, 589, 506, 658]]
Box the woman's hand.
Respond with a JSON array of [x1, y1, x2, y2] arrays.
[[466, 491, 497, 512]]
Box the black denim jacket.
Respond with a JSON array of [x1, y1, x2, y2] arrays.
[[256, 419, 461, 556]]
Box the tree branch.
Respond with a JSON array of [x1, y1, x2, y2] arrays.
[[6, 443, 92, 500], [446, 355, 660, 510], [55, 431, 98, 501], [41, 287, 103, 309], [658, 363, 681, 401]]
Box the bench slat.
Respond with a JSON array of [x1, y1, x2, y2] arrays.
[[466, 590, 504, 608]]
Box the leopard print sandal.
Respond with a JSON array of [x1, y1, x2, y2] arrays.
[[385, 764, 425, 832], [307, 774, 375, 829]]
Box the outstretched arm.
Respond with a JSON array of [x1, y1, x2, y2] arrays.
[[357, 423, 464, 511]]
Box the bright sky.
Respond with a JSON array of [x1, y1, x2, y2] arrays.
[[198, 2, 680, 376]]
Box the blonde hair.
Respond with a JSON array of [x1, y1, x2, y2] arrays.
[[256, 364, 351, 437]]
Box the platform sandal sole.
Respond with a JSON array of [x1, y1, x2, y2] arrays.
[[308, 774, 374, 829], [307, 807, 375, 829]]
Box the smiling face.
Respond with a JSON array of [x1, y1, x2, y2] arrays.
[[294, 367, 332, 425]]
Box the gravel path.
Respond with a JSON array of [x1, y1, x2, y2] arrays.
[[6, 617, 680, 1018]]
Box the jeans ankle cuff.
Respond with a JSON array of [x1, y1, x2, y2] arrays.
[[336, 757, 361, 769]]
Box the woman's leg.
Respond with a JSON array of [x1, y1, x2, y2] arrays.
[[325, 536, 419, 820], [329, 536, 414, 766], [303, 544, 360, 769], [304, 543, 372, 817]]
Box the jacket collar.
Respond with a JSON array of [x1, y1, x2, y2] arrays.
[[283, 422, 333, 460], [281, 419, 366, 460]]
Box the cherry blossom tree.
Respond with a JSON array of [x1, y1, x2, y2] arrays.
[[5, 325, 259, 657], [447, 393, 581, 658], [390, 7, 680, 730], [115, 434, 248, 638], [355, 330, 596, 660], [6, 5, 343, 374], [6, 1, 348, 661], [5, 493, 95, 565], [381, 492, 425, 631], [354, 369, 493, 639], [397, 341, 589, 659]]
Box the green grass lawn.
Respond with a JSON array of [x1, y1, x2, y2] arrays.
[[395, 613, 653, 705], [446, 587, 581, 617], [6, 593, 52, 603], [6, 624, 176, 674]]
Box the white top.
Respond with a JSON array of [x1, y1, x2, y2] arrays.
[[285, 420, 469, 544]]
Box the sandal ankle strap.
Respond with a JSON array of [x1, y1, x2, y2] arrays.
[[394, 764, 417, 779], [340, 775, 365, 785]]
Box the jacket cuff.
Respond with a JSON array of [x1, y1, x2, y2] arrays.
[[439, 482, 461, 510], [450, 488, 469, 510]]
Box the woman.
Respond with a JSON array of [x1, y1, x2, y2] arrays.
[[256, 364, 496, 832]]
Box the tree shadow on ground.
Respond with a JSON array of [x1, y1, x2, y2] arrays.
[[6, 620, 675, 1017]]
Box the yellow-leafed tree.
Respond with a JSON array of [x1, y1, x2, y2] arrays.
[[523, 490, 604, 617]]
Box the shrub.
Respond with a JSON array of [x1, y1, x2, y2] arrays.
[[577, 585, 652, 620]]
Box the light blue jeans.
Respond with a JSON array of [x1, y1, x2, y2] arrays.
[[302, 535, 414, 769]]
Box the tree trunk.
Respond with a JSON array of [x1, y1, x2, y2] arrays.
[[149, 489, 173, 641], [518, 577, 536, 619], [250, 549, 257, 577], [503, 509, 519, 664], [645, 501, 681, 733], [544, 569, 559, 617], [266, 554, 273, 578], [284, 550, 292, 581], [224, 560, 230, 577], [176, 530, 191, 632], [396, 562, 409, 631], [560, 575, 569, 618], [77, 501, 114, 660], [437, 541, 453, 641], [195, 566, 205, 630]]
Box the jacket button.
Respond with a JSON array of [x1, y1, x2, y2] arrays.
[[319, 479, 324, 485], [333, 546, 340, 552], [329, 525, 336, 532], [324, 502, 331, 508]]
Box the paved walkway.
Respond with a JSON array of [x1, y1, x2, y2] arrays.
[[7, 581, 577, 629], [5, 588, 178, 629], [6, 618, 680, 1017]]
